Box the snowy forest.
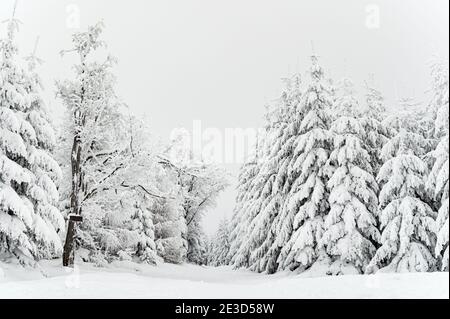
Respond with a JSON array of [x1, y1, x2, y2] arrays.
[[215, 57, 449, 275], [0, 1, 449, 299], [0, 18, 229, 269]]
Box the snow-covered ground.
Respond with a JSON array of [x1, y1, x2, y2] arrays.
[[0, 259, 448, 299]]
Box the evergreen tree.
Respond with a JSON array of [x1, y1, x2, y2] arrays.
[[248, 74, 303, 273], [24, 40, 65, 261], [205, 235, 216, 266], [361, 79, 392, 177], [276, 56, 333, 272], [231, 73, 302, 273], [211, 218, 231, 266], [186, 218, 208, 265], [432, 137, 449, 271], [226, 152, 260, 266], [426, 60, 449, 271], [228, 156, 264, 269], [131, 199, 160, 264], [320, 78, 380, 274], [384, 96, 431, 140], [367, 128, 437, 273], [153, 196, 187, 265], [0, 13, 63, 263], [427, 59, 449, 140]]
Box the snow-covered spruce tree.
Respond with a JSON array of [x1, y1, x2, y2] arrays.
[[190, 228, 208, 265], [205, 235, 216, 265], [426, 59, 449, 140], [231, 171, 272, 269], [226, 144, 261, 266], [331, 78, 363, 118], [153, 196, 187, 265], [228, 133, 268, 270], [23, 41, 65, 260], [426, 60, 449, 271], [431, 135, 449, 271], [127, 200, 157, 264], [319, 78, 380, 274], [211, 217, 231, 266], [395, 97, 432, 139], [363, 79, 387, 122], [276, 56, 333, 272], [383, 96, 432, 142], [0, 15, 63, 263], [230, 73, 302, 273], [367, 126, 437, 273], [245, 74, 304, 273], [360, 79, 392, 177]]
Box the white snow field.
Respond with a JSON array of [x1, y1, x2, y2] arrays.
[[0, 259, 448, 299]]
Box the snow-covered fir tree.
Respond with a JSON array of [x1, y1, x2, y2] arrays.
[[231, 73, 303, 273], [226, 143, 261, 266], [231, 170, 273, 269], [211, 217, 231, 266], [331, 78, 362, 118], [360, 79, 392, 176], [230, 139, 272, 270], [427, 59, 449, 140], [320, 78, 380, 274], [363, 78, 387, 123], [153, 196, 187, 264], [426, 59, 449, 271], [204, 235, 216, 266], [432, 135, 449, 271], [367, 126, 437, 273], [0, 13, 63, 264], [128, 200, 158, 264], [384, 96, 431, 140], [23, 39, 65, 261], [276, 56, 333, 272], [247, 74, 304, 273]]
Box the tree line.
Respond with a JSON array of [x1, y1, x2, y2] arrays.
[[210, 54, 449, 275]]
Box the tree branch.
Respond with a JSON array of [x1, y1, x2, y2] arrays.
[[120, 182, 175, 200]]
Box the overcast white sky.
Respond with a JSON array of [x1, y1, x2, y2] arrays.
[[1, 0, 448, 236]]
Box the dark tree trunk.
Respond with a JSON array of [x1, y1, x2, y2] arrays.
[[62, 219, 76, 267], [63, 127, 83, 267], [61, 59, 88, 268]]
